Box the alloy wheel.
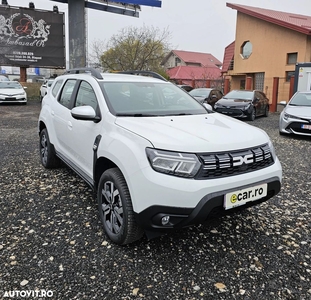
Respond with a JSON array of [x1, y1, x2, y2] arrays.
[[101, 181, 124, 235]]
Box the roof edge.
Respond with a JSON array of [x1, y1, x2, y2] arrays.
[[227, 3, 311, 35]]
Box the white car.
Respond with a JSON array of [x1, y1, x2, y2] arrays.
[[0, 81, 27, 104], [38, 68, 282, 245], [279, 91, 311, 136], [40, 79, 55, 101]]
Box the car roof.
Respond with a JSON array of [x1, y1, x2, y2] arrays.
[[60, 72, 169, 84]]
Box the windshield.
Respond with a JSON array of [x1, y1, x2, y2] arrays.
[[0, 82, 22, 89], [47, 80, 54, 87], [100, 82, 208, 116], [189, 89, 211, 97], [223, 90, 253, 100], [289, 93, 311, 106]]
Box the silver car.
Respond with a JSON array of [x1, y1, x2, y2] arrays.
[[279, 91, 311, 136], [0, 81, 27, 104]]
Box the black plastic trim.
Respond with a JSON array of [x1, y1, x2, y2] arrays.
[[135, 177, 281, 234], [56, 151, 94, 189]]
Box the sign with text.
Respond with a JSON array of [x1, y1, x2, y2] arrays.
[[0, 6, 65, 68]]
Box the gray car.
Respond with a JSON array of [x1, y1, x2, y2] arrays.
[[279, 91, 311, 136]]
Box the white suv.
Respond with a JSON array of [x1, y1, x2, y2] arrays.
[[38, 68, 282, 245]]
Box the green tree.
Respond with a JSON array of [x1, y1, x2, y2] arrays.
[[100, 25, 171, 75]]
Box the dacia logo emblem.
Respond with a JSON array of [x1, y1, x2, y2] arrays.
[[233, 154, 254, 167]]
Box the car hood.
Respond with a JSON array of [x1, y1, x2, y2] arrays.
[[217, 98, 251, 107], [0, 88, 25, 95], [284, 105, 311, 118], [115, 113, 269, 152]]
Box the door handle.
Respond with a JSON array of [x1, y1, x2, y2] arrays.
[[67, 121, 72, 130]]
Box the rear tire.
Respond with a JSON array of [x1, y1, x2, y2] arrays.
[[98, 168, 144, 245], [264, 105, 269, 117]]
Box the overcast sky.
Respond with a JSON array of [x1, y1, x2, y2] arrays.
[[6, 0, 311, 62]]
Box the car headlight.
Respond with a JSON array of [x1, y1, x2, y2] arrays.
[[268, 139, 276, 161], [146, 148, 201, 178], [243, 103, 251, 110], [284, 113, 301, 121], [214, 103, 221, 109]]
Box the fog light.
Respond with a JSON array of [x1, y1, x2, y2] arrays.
[[161, 215, 170, 225]]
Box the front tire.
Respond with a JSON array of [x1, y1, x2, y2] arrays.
[[39, 128, 61, 168], [249, 107, 256, 121], [97, 168, 144, 245]]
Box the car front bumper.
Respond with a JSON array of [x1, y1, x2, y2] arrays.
[[129, 156, 282, 234], [279, 115, 311, 136], [214, 107, 251, 118], [0, 96, 27, 104], [135, 177, 281, 235]]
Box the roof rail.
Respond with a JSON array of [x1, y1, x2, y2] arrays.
[[64, 67, 103, 79], [115, 70, 167, 82]]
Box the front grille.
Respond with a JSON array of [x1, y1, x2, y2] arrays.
[[287, 122, 311, 135], [215, 108, 243, 117], [196, 144, 274, 179]]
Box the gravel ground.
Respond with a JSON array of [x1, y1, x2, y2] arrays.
[[0, 100, 310, 300]]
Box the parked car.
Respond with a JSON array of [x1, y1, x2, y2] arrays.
[[177, 84, 193, 92], [0, 75, 10, 81], [189, 88, 223, 108], [279, 91, 311, 136], [38, 68, 282, 245], [0, 81, 27, 104], [214, 90, 269, 121], [40, 79, 55, 101]]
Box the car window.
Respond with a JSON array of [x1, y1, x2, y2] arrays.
[[290, 93, 311, 106], [224, 90, 253, 100], [0, 82, 22, 89], [189, 89, 211, 97], [52, 80, 63, 97], [75, 81, 98, 111], [59, 79, 76, 108], [101, 82, 207, 116], [47, 80, 54, 87]]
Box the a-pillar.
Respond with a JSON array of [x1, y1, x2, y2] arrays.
[[68, 0, 86, 68]]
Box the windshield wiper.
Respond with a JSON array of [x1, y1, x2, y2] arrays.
[[116, 113, 159, 117], [162, 113, 193, 116]]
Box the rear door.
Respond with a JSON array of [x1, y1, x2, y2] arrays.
[[52, 79, 77, 161]]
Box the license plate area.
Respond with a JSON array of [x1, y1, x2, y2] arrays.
[[224, 183, 267, 210], [301, 124, 311, 130]]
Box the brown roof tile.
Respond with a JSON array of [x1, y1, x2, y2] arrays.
[[171, 50, 222, 67], [227, 3, 311, 35]]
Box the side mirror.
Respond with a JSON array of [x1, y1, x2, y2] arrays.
[[203, 103, 213, 111], [71, 105, 98, 121], [279, 100, 287, 106]]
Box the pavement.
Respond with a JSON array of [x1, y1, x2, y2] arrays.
[[0, 100, 310, 300]]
